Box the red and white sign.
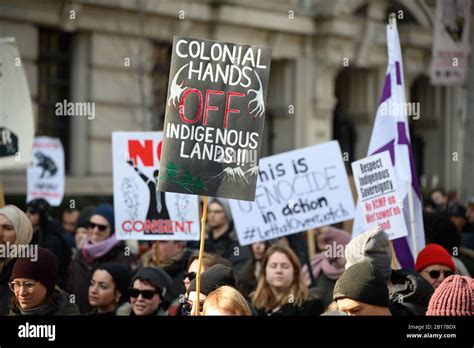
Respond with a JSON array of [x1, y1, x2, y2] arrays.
[[112, 132, 200, 240], [351, 151, 408, 240]]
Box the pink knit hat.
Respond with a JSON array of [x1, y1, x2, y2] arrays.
[[426, 275, 474, 316]]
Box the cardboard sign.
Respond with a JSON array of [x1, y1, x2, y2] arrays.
[[26, 137, 65, 206], [112, 132, 200, 240], [0, 38, 34, 169], [157, 36, 272, 201], [230, 141, 355, 245], [351, 151, 408, 240]]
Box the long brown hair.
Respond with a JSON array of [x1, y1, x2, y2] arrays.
[[252, 243, 308, 311]]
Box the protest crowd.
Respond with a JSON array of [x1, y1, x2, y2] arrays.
[[0, 192, 473, 317]]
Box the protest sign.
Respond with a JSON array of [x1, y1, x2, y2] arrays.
[[26, 137, 65, 206], [430, 0, 471, 85], [230, 141, 355, 245], [0, 38, 34, 169], [351, 151, 408, 240], [112, 132, 200, 240], [157, 36, 272, 201]]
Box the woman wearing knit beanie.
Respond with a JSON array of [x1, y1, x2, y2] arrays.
[[416, 244, 456, 289], [426, 275, 473, 316], [9, 248, 80, 315], [0, 205, 33, 315], [68, 203, 134, 314]]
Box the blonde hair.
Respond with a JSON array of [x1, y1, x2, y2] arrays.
[[203, 286, 251, 316], [252, 243, 308, 312]]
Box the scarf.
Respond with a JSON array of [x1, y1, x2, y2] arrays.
[[81, 234, 120, 264], [302, 227, 351, 286]]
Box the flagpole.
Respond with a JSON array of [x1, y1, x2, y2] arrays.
[[194, 195, 208, 316], [407, 182, 418, 259]]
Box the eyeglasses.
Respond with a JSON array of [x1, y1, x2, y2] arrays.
[[426, 270, 454, 279], [88, 221, 109, 232], [183, 272, 197, 281], [9, 281, 39, 293], [208, 209, 225, 214], [182, 300, 204, 315], [127, 288, 159, 300]]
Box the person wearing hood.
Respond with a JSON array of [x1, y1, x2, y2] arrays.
[[426, 274, 473, 316], [9, 248, 79, 316], [26, 198, 71, 289], [88, 262, 131, 315], [344, 226, 434, 316], [185, 263, 237, 316], [201, 199, 251, 275], [333, 260, 391, 316], [117, 267, 174, 316], [68, 203, 134, 314], [302, 226, 351, 308], [0, 205, 34, 315]]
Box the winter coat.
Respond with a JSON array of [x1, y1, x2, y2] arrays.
[[255, 297, 324, 316], [388, 269, 434, 316], [204, 225, 251, 275], [0, 259, 15, 315], [115, 302, 168, 316], [31, 219, 71, 289], [67, 242, 133, 314], [10, 288, 80, 316]]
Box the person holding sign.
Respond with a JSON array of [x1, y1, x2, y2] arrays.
[[252, 244, 323, 316]]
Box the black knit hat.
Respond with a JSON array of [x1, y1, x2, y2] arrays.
[[132, 267, 173, 302], [188, 264, 236, 296], [10, 248, 59, 290], [333, 260, 389, 307], [96, 263, 131, 302]]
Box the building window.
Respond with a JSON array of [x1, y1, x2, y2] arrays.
[[151, 41, 172, 131], [37, 27, 72, 172]]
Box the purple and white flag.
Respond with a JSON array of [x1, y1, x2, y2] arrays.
[[352, 21, 425, 269]]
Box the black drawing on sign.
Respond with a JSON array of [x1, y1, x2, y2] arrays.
[[174, 194, 189, 222], [0, 127, 19, 157], [35, 151, 57, 178], [127, 160, 170, 221], [122, 177, 139, 220]]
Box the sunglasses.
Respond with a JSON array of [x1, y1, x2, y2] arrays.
[[183, 272, 197, 281], [88, 221, 109, 232], [182, 300, 204, 315], [127, 288, 159, 300], [426, 270, 454, 279]]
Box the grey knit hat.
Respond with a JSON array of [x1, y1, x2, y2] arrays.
[[345, 226, 392, 278]]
